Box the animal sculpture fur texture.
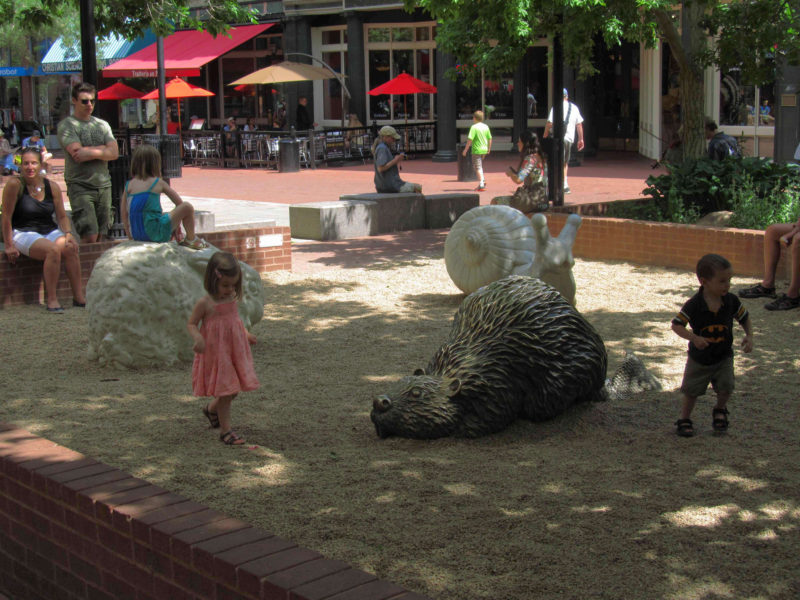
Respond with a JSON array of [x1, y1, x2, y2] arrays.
[[86, 242, 263, 368], [371, 275, 608, 439]]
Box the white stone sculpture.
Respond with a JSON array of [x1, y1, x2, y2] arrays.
[[444, 205, 582, 305], [86, 242, 264, 368]]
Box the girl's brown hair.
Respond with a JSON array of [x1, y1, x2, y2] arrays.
[[204, 251, 243, 300], [129, 144, 162, 179]]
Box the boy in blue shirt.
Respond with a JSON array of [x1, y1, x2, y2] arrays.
[[671, 254, 753, 437]]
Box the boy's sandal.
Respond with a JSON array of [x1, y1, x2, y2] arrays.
[[675, 419, 694, 437], [220, 431, 245, 445], [738, 284, 776, 299], [202, 404, 220, 429], [712, 408, 729, 432], [179, 237, 208, 250], [764, 294, 800, 311]]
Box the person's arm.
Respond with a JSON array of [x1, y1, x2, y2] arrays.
[[543, 121, 552, 138], [120, 189, 131, 239], [159, 181, 184, 207], [1, 180, 20, 264], [671, 322, 709, 350], [67, 138, 118, 163], [462, 139, 472, 156], [576, 122, 585, 151], [487, 137, 492, 154], [377, 152, 404, 173], [739, 315, 753, 353], [187, 297, 209, 353], [50, 184, 76, 248]]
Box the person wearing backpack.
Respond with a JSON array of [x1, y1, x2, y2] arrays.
[[705, 119, 741, 160]]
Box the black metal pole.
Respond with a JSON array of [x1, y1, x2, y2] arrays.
[[79, 0, 97, 85], [157, 37, 167, 135], [551, 32, 565, 207]]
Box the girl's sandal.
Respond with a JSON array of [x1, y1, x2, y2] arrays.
[[675, 419, 694, 437], [220, 431, 245, 445], [712, 408, 729, 432], [202, 404, 220, 428], [180, 237, 208, 250]]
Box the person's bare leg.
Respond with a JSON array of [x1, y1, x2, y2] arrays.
[[170, 202, 197, 240], [62, 241, 86, 305], [82, 233, 99, 244], [761, 223, 791, 288], [28, 239, 63, 309], [787, 232, 800, 298]]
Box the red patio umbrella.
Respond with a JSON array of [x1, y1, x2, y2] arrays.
[[369, 72, 437, 145], [142, 77, 215, 143], [97, 82, 145, 100]]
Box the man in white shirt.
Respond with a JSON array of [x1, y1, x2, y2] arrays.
[[543, 88, 584, 194]]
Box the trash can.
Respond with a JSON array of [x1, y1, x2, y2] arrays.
[[108, 153, 131, 237], [142, 133, 182, 179], [457, 143, 477, 182], [279, 138, 300, 173]]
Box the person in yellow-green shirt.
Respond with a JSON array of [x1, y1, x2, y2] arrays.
[[463, 110, 492, 192]]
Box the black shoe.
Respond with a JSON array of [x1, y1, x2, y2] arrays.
[[675, 419, 694, 437], [738, 283, 776, 298], [73, 299, 86, 307], [764, 294, 800, 311]]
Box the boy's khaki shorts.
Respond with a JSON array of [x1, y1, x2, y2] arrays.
[[680, 355, 734, 398], [68, 187, 112, 237]]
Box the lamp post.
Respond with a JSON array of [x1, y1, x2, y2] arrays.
[[79, 0, 97, 85], [285, 52, 351, 131]]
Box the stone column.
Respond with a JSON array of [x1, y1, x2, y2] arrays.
[[512, 57, 528, 145], [346, 12, 367, 124], [432, 49, 457, 162], [284, 17, 313, 127]]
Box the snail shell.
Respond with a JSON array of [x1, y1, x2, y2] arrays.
[[444, 205, 535, 294]]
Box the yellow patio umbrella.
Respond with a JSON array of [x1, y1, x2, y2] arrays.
[[230, 61, 337, 85]]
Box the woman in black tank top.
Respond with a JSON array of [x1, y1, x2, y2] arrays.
[[1, 147, 86, 312]]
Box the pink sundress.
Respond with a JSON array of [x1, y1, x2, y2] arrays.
[[192, 301, 259, 397]]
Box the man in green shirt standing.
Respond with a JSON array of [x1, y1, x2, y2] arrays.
[[462, 109, 492, 192], [57, 82, 119, 243]]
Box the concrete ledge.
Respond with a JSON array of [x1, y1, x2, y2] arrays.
[[289, 200, 378, 241], [423, 193, 479, 229], [340, 193, 425, 233]]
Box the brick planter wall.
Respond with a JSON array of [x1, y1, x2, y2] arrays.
[[0, 424, 429, 600], [0, 227, 291, 308], [546, 213, 792, 280]]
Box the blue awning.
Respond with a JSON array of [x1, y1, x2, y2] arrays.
[[40, 32, 156, 74], [0, 66, 32, 77]]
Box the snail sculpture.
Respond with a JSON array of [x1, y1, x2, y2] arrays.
[[444, 205, 582, 304]]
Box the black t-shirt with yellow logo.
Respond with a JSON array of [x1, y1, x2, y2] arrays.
[[672, 289, 749, 366]]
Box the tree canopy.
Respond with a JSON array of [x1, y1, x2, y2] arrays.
[[411, 0, 800, 157], [0, 0, 255, 40]]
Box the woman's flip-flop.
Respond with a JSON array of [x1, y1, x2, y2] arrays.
[[202, 404, 220, 428]]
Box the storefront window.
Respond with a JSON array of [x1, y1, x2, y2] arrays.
[[720, 68, 774, 127], [322, 30, 341, 45], [369, 28, 391, 43], [322, 50, 345, 121], [526, 46, 549, 119], [366, 23, 436, 122], [393, 28, 413, 43]]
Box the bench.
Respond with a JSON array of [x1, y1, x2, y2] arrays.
[[288, 192, 479, 241]]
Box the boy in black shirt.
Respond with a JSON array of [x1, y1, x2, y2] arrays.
[[671, 254, 753, 437]]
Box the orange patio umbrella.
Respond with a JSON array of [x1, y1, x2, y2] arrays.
[[142, 77, 214, 132]]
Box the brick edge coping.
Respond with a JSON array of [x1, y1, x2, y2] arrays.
[[0, 226, 292, 308], [0, 422, 430, 600]]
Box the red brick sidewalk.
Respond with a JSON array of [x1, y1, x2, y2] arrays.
[[167, 151, 659, 207]]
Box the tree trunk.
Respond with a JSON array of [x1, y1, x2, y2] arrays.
[[654, 2, 710, 160]]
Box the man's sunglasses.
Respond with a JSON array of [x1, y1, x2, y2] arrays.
[[79, 98, 95, 105]]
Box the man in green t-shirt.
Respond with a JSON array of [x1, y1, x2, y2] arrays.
[[57, 82, 119, 243], [462, 110, 492, 192]]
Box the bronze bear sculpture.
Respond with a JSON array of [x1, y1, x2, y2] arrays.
[[371, 275, 609, 439]]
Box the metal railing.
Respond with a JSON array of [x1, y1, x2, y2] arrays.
[[114, 121, 437, 169]]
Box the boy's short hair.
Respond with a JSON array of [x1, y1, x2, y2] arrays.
[[473, 110, 485, 122], [696, 253, 731, 280], [130, 144, 162, 179], [704, 118, 718, 133]]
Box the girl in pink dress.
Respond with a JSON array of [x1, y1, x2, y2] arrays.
[[188, 251, 259, 445]]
